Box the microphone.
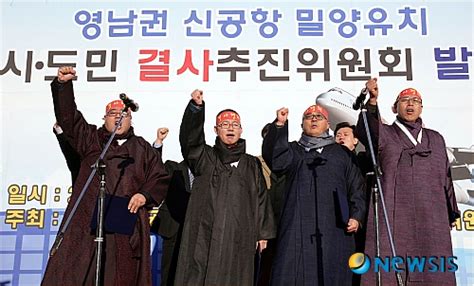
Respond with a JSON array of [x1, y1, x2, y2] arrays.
[[119, 93, 139, 112], [352, 87, 369, 110]]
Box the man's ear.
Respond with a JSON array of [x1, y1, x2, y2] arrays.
[[214, 126, 218, 135], [391, 104, 397, 114], [354, 137, 359, 145]]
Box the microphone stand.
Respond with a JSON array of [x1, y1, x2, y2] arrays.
[[357, 103, 404, 286], [366, 172, 382, 286], [49, 106, 130, 286], [95, 158, 106, 286]]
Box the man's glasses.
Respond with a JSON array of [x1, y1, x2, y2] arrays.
[[398, 97, 422, 105], [303, 113, 326, 121], [217, 121, 241, 129], [106, 110, 130, 118]]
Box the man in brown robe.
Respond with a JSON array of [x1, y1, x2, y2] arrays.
[[356, 78, 460, 286], [41, 66, 170, 286]]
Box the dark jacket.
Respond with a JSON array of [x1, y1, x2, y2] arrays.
[[151, 159, 191, 286]]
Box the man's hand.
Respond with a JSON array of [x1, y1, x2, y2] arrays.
[[154, 127, 169, 145], [57, 66, 76, 83], [128, 193, 146, 213], [365, 78, 378, 105], [346, 218, 360, 233], [256, 240, 268, 253], [191, 89, 203, 106], [451, 221, 457, 229], [276, 107, 289, 126]]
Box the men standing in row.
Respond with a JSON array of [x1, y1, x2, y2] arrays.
[[42, 66, 170, 286], [263, 105, 366, 285], [356, 78, 460, 285], [175, 89, 276, 286]]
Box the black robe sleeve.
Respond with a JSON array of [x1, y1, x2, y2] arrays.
[[179, 100, 208, 175], [255, 159, 277, 240], [345, 151, 367, 225], [262, 121, 294, 174]]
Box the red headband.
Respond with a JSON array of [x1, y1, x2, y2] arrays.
[[397, 88, 422, 101], [303, 105, 329, 119], [216, 111, 240, 125], [105, 100, 125, 113]]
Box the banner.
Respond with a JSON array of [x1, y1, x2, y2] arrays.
[[1, 1, 472, 285]]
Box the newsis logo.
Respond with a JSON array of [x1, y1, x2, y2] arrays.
[[348, 253, 458, 275]]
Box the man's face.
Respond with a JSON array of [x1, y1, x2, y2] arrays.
[[302, 113, 329, 137], [395, 96, 423, 122], [335, 127, 358, 151], [103, 109, 132, 135], [214, 120, 242, 145]]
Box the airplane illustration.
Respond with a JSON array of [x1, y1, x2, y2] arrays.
[[316, 87, 474, 206]]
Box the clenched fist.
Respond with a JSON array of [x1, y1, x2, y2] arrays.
[[154, 127, 169, 145], [191, 89, 203, 106], [57, 66, 76, 83], [276, 107, 289, 126], [365, 78, 378, 105]]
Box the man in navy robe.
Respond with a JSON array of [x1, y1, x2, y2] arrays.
[[263, 105, 366, 286]]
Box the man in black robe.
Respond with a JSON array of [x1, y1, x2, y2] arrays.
[[263, 105, 366, 286], [42, 66, 170, 286], [335, 121, 372, 286], [150, 128, 192, 286], [174, 89, 276, 286], [356, 78, 460, 286], [256, 123, 286, 286]]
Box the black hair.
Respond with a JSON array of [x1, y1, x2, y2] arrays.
[[334, 121, 356, 136]]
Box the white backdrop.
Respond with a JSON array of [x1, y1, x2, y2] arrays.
[[1, 1, 473, 285]]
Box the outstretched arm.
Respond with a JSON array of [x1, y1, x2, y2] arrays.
[[355, 77, 381, 155], [51, 66, 96, 158], [179, 89, 206, 175], [262, 107, 294, 174]]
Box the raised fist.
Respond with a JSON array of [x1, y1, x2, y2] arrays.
[[276, 107, 289, 126], [57, 66, 76, 83], [191, 89, 203, 106], [155, 127, 169, 145], [365, 78, 378, 105]]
